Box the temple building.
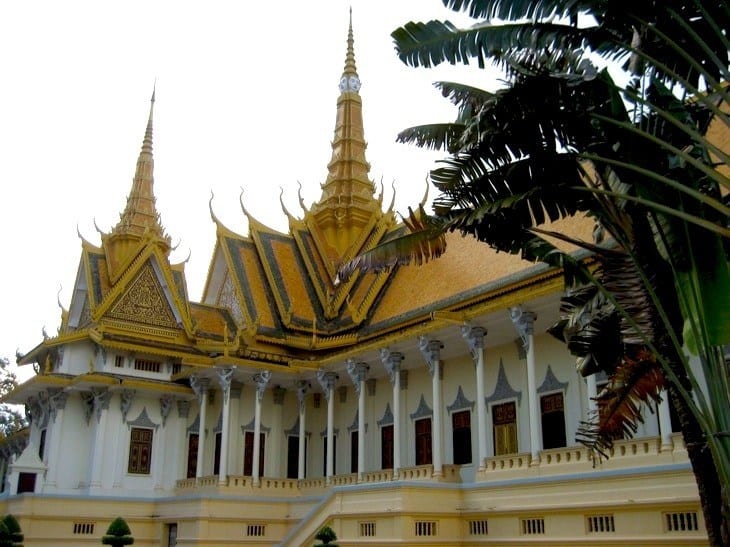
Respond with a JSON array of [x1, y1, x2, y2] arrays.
[[0, 17, 706, 547]]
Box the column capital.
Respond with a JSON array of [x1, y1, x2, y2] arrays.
[[418, 335, 443, 377], [346, 359, 368, 395], [296, 380, 309, 412], [189, 375, 210, 404], [216, 366, 236, 403], [119, 389, 136, 422], [253, 370, 272, 402], [461, 325, 487, 359], [510, 307, 536, 350], [379, 348, 404, 384], [316, 370, 337, 401]]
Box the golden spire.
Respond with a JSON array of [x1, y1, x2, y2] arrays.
[[111, 87, 169, 247], [309, 11, 379, 259]]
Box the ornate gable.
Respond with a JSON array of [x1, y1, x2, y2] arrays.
[[108, 262, 178, 328]]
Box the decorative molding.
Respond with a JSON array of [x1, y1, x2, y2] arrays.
[[296, 380, 309, 413], [160, 395, 174, 427], [346, 359, 368, 395], [319, 427, 339, 438], [80, 391, 95, 425], [461, 325, 486, 362], [189, 375, 210, 405], [409, 394, 433, 420], [253, 370, 271, 402], [537, 364, 569, 394], [119, 389, 136, 422], [377, 403, 393, 426], [216, 366, 235, 403], [379, 348, 403, 384], [127, 407, 160, 430], [48, 389, 68, 422], [347, 409, 368, 433], [241, 418, 270, 434], [284, 415, 310, 437], [510, 307, 536, 351], [418, 335, 443, 377], [316, 370, 337, 401], [447, 386, 475, 412], [485, 359, 522, 405]]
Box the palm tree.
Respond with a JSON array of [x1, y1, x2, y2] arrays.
[[338, 1, 729, 543]]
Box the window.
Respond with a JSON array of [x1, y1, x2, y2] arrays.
[[243, 431, 265, 476], [664, 511, 699, 532], [17, 472, 36, 494], [186, 433, 198, 479], [415, 417, 432, 466], [39, 428, 47, 460], [360, 522, 376, 537], [128, 427, 153, 474], [415, 521, 437, 536], [521, 518, 545, 535], [73, 522, 95, 535], [114, 355, 125, 368], [541, 393, 566, 449], [322, 435, 337, 476], [469, 520, 489, 535], [381, 425, 394, 470], [246, 524, 265, 537], [350, 430, 359, 473], [587, 515, 615, 533], [492, 401, 518, 456], [452, 410, 472, 465], [134, 359, 161, 373], [286, 436, 307, 479]]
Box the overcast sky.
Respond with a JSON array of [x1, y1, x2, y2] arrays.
[[1, 1, 494, 378]]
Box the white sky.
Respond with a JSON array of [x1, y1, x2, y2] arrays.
[[0, 1, 494, 379]]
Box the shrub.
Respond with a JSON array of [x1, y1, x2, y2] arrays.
[[314, 525, 338, 546], [1, 515, 22, 547], [101, 517, 134, 546]]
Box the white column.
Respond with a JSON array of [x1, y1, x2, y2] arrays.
[[420, 336, 444, 476], [88, 389, 112, 488], [511, 308, 540, 463], [155, 395, 174, 490], [190, 375, 209, 479], [658, 389, 674, 449], [296, 381, 308, 479], [317, 370, 337, 484], [216, 367, 235, 485], [44, 390, 68, 489], [347, 360, 368, 481], [252, 371, 271, 486], [462, 326, 488, 470], [176, 400, 191, 481], [380, 349, 403, 479]]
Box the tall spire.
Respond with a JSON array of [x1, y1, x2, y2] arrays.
[[309, 11, 379, 259], [111, 87, 168, 247]]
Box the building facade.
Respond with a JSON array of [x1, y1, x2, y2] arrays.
[[1, 18, 707, 547]]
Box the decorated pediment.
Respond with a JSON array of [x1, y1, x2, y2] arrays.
[[107, 262, 179, 328]]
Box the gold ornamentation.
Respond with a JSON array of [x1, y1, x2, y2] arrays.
[[109, 264, 177, 328]]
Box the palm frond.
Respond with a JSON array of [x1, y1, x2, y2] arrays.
[[397, 123, 466, 153], [577, 349, 665, 458], [336, 207, 447, 283]]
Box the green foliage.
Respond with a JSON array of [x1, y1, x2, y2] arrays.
[[2, 514, 23, 547], [314, 525, 338, 546], [342, 0, 729, 543], [0, 521, 13, 547], [101, 517, 134, 546], [0, 359, 26, 440]]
